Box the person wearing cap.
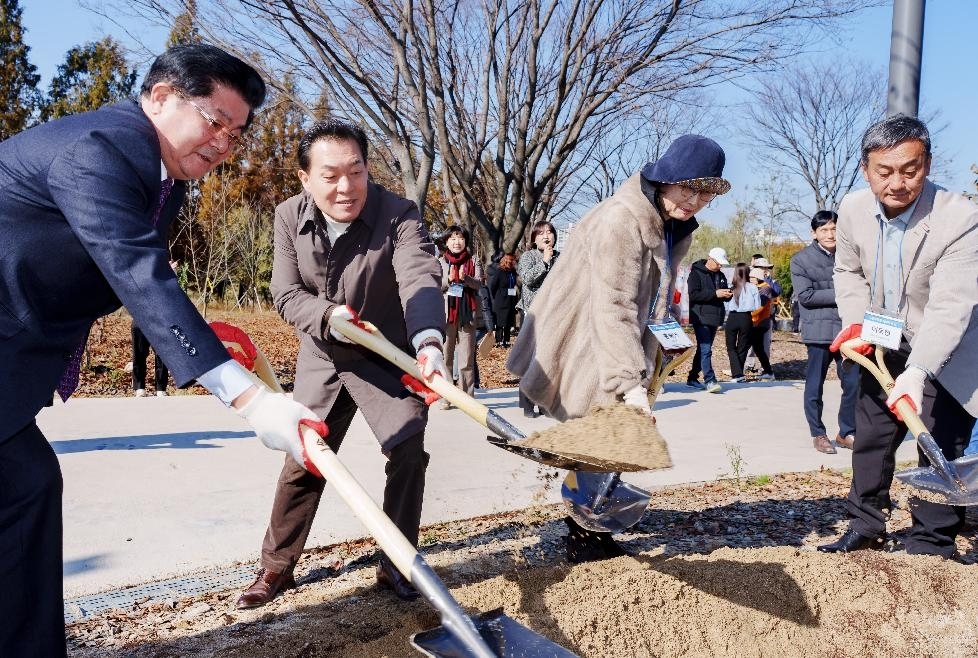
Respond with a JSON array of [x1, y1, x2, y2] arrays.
[[508, 134, 731, 561], [744, 254, 782, 375], [790, 210, 859, 455], [722, 262, 761, 381], [819, 115, 978, 559], [746, 267, 776, 380], [685, 246, 733, 392]]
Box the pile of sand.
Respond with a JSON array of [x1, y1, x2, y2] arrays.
[[520, 404, 672, 472]]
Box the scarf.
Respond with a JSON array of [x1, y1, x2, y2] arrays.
[[445, 249, 477, 326]]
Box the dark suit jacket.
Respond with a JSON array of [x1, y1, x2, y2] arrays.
[[0, 100, 230, 440]]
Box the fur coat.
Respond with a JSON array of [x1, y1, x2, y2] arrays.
[[507, 173, 695, 421]]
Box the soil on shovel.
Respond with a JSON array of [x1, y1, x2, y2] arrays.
[[520, 403, 673, 472]]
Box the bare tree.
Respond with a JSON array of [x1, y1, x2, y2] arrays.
[[742, 58, 886, 213], [114, 0, 878, 253]]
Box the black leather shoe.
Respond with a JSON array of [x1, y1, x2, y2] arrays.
[[235, 568, 296, 609], [377, 555, 419, 600], [564, 516, 626, 563], [817, 529, 901, 554]]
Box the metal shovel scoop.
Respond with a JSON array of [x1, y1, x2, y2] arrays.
[[212, 322, 580, 658], [562, 345, 694, 532], [841, 339, 978, 506], [329, 316, 627, 473]]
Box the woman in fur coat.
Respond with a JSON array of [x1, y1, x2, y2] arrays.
[[507, 134, 731, 561]]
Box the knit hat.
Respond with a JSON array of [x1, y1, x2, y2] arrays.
[[641, 135, 731, 195]]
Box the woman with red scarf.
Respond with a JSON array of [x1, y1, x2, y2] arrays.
[[439, 226, 483, 407]]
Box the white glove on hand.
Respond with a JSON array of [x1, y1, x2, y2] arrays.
[[237, 387, 325, 476], [622, 384, 653, 417], [886, 366, 927, 421], [328, 305, 357, 343], [418, 344, 449, 381]]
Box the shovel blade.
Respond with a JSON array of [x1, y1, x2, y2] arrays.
[[562, 471, 651, 532], [896, 454, 978, 506], [411, 608, 579, 657]]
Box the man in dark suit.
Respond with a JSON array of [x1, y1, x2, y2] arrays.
[[0, 44, 323, 657]]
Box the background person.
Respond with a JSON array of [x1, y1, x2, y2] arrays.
[[130, 319, 169, 396], [515, 220, 560, 417], [790, 210, 859, 455], [685, 247, 733, 392], [747, 267, 776, 381], [0, 44, 322, 658], [508, 134, 731, 562], [819, 115, 978, 559], [236, 119, 447, 609], [744, 254, 782, 374], [438, 225, 483, 406], [488, 253, 519, 347], [723, 262, 760, 381]]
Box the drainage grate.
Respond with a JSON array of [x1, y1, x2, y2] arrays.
[[64, 564, 256, 624]]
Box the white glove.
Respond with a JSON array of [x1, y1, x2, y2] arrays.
[[328, 305, 357, 343], [886, 366, 927, 421], [622, 384, 653, 417], [417, 344, 449, 381], [237, 387, 325, 476]]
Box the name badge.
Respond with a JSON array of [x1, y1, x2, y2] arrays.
[[861, 309, 903, 350], [508, 287, 517, 296], [647, 319, 692, 351], [448, 283, 464, 298]]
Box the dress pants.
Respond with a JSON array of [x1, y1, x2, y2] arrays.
[[803, 343, 859, 438], [131, 323, 169, 392], [259, 386, 429, 573], [444, 321, 476, 395], [847, 347, 972, 556], [0, 423, 66, 658]]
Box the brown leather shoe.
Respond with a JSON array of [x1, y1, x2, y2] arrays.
[[835, 433, 855, 450], [813, 435, 837, 454], [235, 568, 296, 609], [376, 556, 419, 601]]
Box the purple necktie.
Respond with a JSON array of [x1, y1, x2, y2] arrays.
[[152, 178, 175, 226], [57, 179, 175, 401]]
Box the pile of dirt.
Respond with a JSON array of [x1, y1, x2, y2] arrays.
[[521, 404, 673, 472], [67, 471, 978, 658]]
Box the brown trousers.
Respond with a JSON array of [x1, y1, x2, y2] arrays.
[[259, 386, 429, 573]]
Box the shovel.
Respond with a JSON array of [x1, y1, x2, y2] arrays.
[[840, 339, 978, 506], [561, 345, 695, 532], [211, 322, 580, 658], [328, 316, 628, 473]]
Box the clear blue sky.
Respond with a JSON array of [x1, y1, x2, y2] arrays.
[[23, 1, 978, 229]]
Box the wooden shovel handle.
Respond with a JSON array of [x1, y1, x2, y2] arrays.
[[839, 339, 929, 437], [330, 316, 492, 429]]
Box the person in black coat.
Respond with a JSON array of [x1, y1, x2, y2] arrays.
[[790, 210, 859, 455], [488, 253, 519, 346], [685, 247, 733, 391]]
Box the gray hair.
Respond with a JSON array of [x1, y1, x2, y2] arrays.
[[860, 115, 931, 165]]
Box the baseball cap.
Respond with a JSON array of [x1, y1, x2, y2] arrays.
[[708, 247, 729, 266]]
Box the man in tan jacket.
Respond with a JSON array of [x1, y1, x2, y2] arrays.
[[819, 115, 978, 559]]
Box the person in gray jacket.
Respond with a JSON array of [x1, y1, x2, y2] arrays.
[[790, 210, 859, 455]]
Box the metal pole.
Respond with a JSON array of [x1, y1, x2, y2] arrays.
[[887, 0, 926, 117]]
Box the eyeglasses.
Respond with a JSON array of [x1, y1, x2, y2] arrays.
[[177, 92, 248, 151], [677, 186, 717, 203]]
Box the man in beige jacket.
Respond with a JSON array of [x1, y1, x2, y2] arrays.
[[819, 115, 978, 559]]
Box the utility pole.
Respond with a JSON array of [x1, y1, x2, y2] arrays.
[[887, 0, 926, 117]]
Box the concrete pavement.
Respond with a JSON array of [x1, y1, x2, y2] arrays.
[[39, 379, 917, 600]]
